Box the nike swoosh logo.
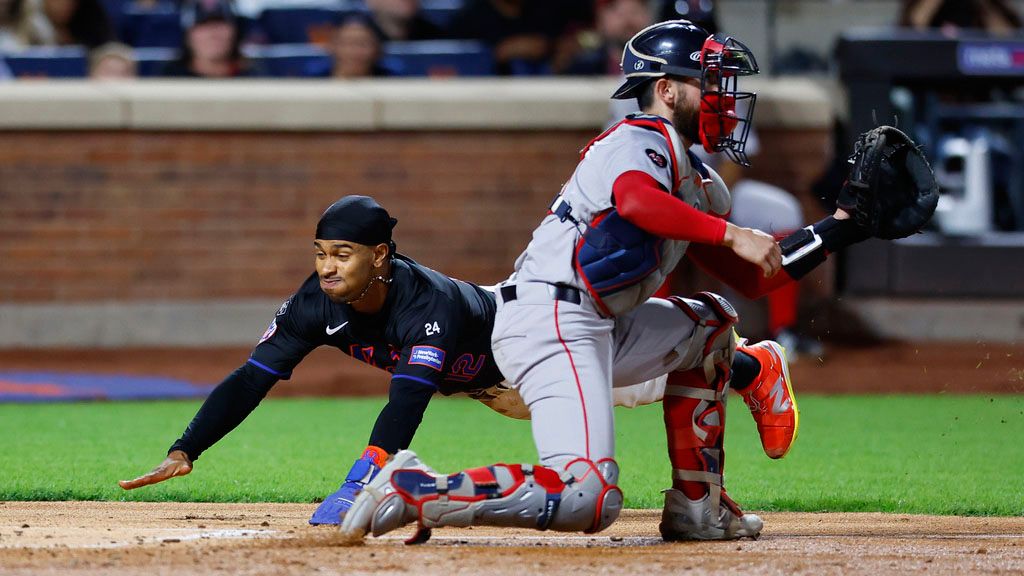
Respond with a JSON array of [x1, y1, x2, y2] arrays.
[[326, 322, 349, 335]]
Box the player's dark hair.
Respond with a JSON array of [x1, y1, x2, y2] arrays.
[[637, 80, 656, 111]]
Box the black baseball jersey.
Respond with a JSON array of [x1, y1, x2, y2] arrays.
[[169, 255, 503, 462], [250, 254, 503, 394]]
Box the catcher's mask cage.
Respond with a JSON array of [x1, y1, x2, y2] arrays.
[[699, 34, 759, 166]]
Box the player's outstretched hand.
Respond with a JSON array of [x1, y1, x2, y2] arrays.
[[118, 450, 193, 490], [723, 223, 782, 277]]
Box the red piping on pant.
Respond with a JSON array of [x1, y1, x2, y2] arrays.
[[554, 299, 590, 460]]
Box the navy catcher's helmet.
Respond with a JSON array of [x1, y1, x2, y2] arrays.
[[614, 19, 761, 166], [612, 20, 709, 100]]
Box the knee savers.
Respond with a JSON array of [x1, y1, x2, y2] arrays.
[[665, 291, 739, 382], [385, 458, 623, 534]]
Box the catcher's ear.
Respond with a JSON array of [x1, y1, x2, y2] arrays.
[[654, 77, 677, 107]]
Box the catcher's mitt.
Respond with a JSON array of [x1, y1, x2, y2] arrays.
[[837, 125, 939, 240]]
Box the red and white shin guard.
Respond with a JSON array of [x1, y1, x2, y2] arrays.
[[341, 451, 623, 544], [661, 292, 762, 541]]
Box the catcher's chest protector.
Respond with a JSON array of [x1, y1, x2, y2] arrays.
[[568, 116, 729, 316]]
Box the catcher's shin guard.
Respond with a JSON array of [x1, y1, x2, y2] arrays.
[[661, 292, 759, 540], [342, 454, 622, 543]]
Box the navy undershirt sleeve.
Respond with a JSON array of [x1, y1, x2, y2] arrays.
[[168, 362, 278, 462], [367, 376, 436, 453]]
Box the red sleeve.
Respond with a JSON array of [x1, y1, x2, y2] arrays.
[[686, 243, 794, 300], [613, 170, 727, 246]]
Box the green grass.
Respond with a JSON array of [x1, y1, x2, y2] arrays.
[[1, 395, 1022, 515]]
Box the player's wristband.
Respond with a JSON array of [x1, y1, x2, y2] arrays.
[[780, 216, 868, 279]]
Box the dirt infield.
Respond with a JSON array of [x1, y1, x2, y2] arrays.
[[1, 340, 1022, 397], [0, 502, 1021, 575]]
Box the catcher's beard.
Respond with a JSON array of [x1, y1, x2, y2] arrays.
[[345, 268, 392, 305], [673, 94, 701, 144]]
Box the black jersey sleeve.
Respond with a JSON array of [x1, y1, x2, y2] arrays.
[[362, 294, 460, 452], [390, 295, 459, 389], [168, 362, 277, 462], [366, 375, 435, 452], [248, 293, 322, 380], [168, 292, 322, 461]]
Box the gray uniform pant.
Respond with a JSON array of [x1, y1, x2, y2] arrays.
[[491, 282, 704, 468]]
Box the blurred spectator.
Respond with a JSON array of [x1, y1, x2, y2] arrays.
[[89, 41, 136, 79], [161, 0, 262, 78], [14, 0, 111, 48], [329, 15, 390, 78], [562, 0, 651, 76], [900, 0, 1022, 35], [451, 0, 587, 75], [366, 0, 444, 42], [657, 0, 716, 33], [1, 0, 24, 50]]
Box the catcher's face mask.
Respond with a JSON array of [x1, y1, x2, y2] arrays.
[[698, 34, 759, 166]]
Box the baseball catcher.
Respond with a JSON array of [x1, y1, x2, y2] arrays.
[[340, 20, 937, 544]]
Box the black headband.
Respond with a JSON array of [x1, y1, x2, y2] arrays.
[[315, 195, 397, 247]]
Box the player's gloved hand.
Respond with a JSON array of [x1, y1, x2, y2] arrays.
[[723, 222, 782, 277], [309, 446, 387, 525], [118, 450, 193, 490], [838, 125, 939, 240]]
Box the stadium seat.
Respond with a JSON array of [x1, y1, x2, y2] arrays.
[[381, 40, 493, 77], [3, 47, 88, 78], [258, 7, 352, 44], [121, 3, 183, 48], [419, 0, 463, 31], [244, 43, 332, 77], [133, 47, 178, 77]]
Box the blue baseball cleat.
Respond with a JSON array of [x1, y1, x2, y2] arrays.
[[309, 447, 386, 525]]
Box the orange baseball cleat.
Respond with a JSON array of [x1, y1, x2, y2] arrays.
[[736, 340, 799, 459]]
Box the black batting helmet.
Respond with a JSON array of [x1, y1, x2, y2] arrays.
[[612, 20, 710, 100]]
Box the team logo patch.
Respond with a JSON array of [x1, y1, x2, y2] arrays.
[[646, 148, 667, 168], [276, 297, 292, 316], [258, 319, 277, 344], [409, 346, 446, 372]]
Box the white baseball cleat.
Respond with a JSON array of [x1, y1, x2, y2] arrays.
[[659, 488, 763, 541], [338, 449, 433, 542]]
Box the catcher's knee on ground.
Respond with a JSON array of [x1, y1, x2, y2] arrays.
[[365, 456, 623, 538]]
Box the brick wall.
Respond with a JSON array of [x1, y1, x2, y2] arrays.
[[0, 128, 830, 304]]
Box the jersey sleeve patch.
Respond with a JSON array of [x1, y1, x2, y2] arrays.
[[646, 148, 667, 168], [276, 297, 293, 316], [258, 319, 278, 344], [409, 345, 446, 371]]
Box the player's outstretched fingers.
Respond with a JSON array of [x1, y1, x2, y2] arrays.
[[118, 450, 192, 490]]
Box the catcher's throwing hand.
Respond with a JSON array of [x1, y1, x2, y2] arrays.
[[838, 125, 939, 239], [723, 223, 782, 277], [118, 450, 192, 490]]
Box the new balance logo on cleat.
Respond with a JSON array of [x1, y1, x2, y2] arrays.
[[736, 340, 799, 459], [770, 377, 792, 414]]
